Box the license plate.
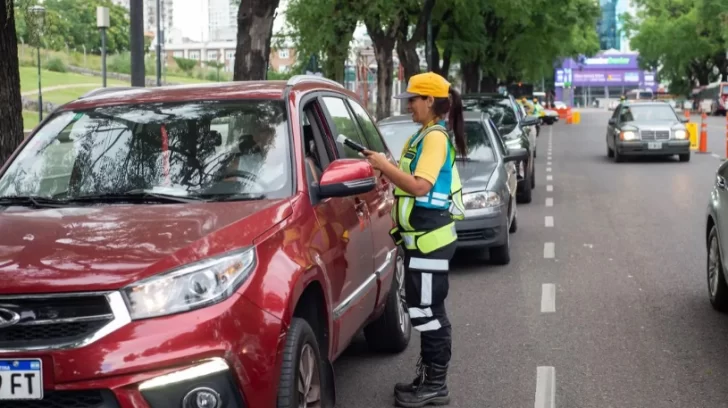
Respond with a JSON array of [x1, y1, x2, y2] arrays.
[[0, 359, 43, 400], [647, 142, 663, 150]]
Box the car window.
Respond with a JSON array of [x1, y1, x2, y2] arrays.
[[348, 99, 387, 153], [321, 97, 367, 159], [0, 101, 292, 200], [485, 118, 507, 157], [620, 104, 677, 122], [462, 98, 519, 127], [378, 122, 422, 159], [463, 121, 496, 162]]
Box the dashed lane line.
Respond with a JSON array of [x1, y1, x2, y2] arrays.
[[535, 366, 556, 408], [541, 284, 556, 313]]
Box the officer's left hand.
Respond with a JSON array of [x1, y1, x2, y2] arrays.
[[362, 149, 388, 170]]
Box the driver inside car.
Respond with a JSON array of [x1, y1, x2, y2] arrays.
[[220, 127, 285, 190]]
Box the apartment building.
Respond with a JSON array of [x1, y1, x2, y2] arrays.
[[165, 40, 297, 73]]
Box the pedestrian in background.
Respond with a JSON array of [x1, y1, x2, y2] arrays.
[[362, 71, 466, 407]]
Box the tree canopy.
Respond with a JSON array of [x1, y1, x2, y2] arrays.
[[623, 0, 728, 95], [285, 0, 601, 118]]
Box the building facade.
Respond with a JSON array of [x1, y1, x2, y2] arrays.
[[597, 0, 637, 51], [206, 0, 237, 41], [164, 41, 296, 73], [554, 50, 658, 107]]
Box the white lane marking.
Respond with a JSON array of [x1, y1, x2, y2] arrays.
[[546, 175, 553, 181], [547, 161, 552, 165], [544, 242, 555, 258], [545, 216, 554, 227], [541, 284, 556, 313], [535, 366, 556, 408], [546, 185, 553, 192], [546, 198, 553, 207], [546, 167, 552, 172], [712, 153, 721, 159]]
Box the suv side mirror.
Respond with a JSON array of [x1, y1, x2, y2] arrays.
[[504, 147, 529, 163], [318, 159, 376, 198], [520, 115, 540, 127]]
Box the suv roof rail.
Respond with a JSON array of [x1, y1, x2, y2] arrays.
[[287, 75, 344, 89]]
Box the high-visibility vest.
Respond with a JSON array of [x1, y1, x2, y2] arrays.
[[389, 122, 465, 254]]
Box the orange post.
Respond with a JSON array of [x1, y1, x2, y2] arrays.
[[685, 109, 690, 120], [699, 112, 708, 153]]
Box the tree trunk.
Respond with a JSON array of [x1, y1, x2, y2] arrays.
[[323, 0, 358, 84], [233, 0, 280, 81], [322, 52, 346, 84], [441, 43, 452, 77], [479, 75, 498, 93], [372, 38, 395, 120], [394, 0, 435, 83], [0, 2, 24, 166], [461, 61, 480, 93], [395, 41, 421, 83]]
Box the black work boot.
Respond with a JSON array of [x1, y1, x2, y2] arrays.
[[393, 357, 424, 395], [394, 362, 450, 407]]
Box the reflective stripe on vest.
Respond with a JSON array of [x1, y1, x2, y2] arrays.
[[388, 122, 465, 255]]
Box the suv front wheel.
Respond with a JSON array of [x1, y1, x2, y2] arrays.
[[277, 318, 330, 408], [364, 251, 411, 353]]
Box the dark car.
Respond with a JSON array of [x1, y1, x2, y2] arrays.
[[376, 112, 528, 264], [606, 101, 691, 162], [462, 93, 540, 203], [0, 75, 410, 408]]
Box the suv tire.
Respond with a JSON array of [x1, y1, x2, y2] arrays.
[[364, 251, 411, 353], [277, 318, 331, 408]]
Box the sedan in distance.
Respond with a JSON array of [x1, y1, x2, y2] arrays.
[[606, 101, 690, 162], [377, 112, 528, 264]]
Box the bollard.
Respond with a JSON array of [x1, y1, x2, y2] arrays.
[[685, 109, 691, 121], [699, 112, 708, 153]]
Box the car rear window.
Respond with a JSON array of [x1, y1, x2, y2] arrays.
[[0, 100, 293, 200], [378, 121, 495, 162]]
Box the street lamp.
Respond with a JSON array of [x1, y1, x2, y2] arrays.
[[97, 7, 110, 88], [28, 5, 45, 121], [155, 0, 162, 86]]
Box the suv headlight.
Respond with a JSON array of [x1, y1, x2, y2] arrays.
[[673, 129, 687, 139], [123, 248, 256, 320], [463, 191, 501, 210]]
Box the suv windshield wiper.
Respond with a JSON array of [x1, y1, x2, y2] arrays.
[[204, 193, 267, 202], [0, 196, 70, 208], [68, 191, 206, 204]]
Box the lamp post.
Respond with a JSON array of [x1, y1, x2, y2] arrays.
[[28, 5, 45, 121], [97, 7, 110, 88], [155, 0, 162, 86]]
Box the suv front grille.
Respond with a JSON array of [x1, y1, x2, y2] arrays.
[[0, 390, 120, 408], [640, 130, 670, 140], [0, 295, 115, 350]]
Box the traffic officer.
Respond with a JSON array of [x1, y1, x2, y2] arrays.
[[363, 71, 467, 408]]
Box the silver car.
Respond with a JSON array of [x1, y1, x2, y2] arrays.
[[706, 161, 728, 311], [377, 112, 528, 265], [606, 101, 691, 162]]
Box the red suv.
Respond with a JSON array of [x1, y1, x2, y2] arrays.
[[0, 76, 411, 408]]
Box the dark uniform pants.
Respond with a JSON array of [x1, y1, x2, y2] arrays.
[[402, 207, 457, 366]]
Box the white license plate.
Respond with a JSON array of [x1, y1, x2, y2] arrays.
[[647, 142, 663, 150], [0, 359, 43, 400]]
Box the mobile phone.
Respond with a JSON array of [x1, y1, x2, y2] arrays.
[[336, 134, 367, 153]]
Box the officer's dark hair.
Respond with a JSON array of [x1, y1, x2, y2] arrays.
[[432, 87, 467, 158]]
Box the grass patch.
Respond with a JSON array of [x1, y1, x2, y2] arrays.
[[20, 66, 128, 94], [23, 111, 40, 130]]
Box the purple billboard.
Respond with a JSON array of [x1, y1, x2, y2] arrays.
[[554, 51, 659, 105]]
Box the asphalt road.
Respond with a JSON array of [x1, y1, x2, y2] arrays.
[[331, 111, 728, 408], [702, 115, 728, 158]]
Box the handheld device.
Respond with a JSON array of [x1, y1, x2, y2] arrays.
[[336, 134, 367, 153]]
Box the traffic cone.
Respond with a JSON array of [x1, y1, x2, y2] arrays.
[[699, 112, 708, 153]]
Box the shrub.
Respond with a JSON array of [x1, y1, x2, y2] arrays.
[[44, 57, 67, 73]]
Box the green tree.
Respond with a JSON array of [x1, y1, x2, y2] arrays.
[[174, 57, 197, 76], [285, 0, 359, 82], [623, 0, 727, 95], [15, 0, 130, 54]]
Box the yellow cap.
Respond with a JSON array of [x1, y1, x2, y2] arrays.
[[394, 72, 450, 99]]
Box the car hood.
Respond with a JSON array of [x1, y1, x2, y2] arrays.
[[624, 120, 684, 129], [456, 161, 498, 193], [0, 199, 291, 294]]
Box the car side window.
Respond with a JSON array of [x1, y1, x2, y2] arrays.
[[348, 99, 387, 153], [486, 119, 508, 157], [611, 106, 621, 120], [619, 106, 634, 123], [321, 96, 368, 159]]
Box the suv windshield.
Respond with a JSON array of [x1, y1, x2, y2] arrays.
[[462, 98, 519, 127], [377, 121, 495, 162], [620, 104, 678, 122], [0, 100, 292, 201]]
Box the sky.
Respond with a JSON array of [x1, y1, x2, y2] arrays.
[[174, 0, 291, 42]]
